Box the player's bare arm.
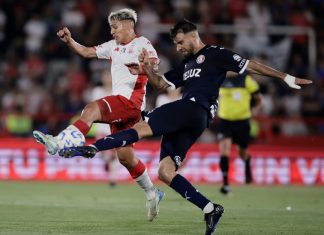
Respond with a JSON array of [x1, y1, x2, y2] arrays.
[[125, 57, 158, 75], [246, 60, 312, 89], [57, 27, 97, 58], [139, 48, 170, 91]]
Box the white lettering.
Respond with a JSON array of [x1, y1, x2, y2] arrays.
[[202, 153, 222, 182], [253, 157, 264, 184], [296, 158, 320, 185], [321, 160, 324, 183], [45, 156, 66, 179], [183, 68, 201, 80], [266, 158, 290, 184], [66, 158, 88, 179], [14, 149, 39, 179], [0, 150, 11, 178], [233, 158, 245, 183]]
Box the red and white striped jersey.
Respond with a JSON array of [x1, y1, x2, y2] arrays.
[[95, 36, 158, 110]]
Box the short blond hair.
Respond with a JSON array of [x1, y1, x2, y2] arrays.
[[108, 8, 137, 24]]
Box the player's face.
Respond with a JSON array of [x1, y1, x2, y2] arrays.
[[173, 33, 195, 58], [110, 20, 132, 44]]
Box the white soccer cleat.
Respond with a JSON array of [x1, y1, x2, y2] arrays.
[[33, 130, 59, 155], [146, 188, 165, 221]]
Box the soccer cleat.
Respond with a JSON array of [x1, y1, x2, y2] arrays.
[[33, 130, 59, 155], [146, 188, 165, 221], [219, 185, 232, 196], [204, 204, 224, 235], [58, 145, 98, 158]]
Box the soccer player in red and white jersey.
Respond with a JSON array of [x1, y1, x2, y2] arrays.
[[33, 8, 164, 221]]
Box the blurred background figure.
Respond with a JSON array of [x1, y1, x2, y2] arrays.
[[216, 73, 262, 195]]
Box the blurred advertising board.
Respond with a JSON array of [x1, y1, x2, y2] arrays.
[[0, 139, 323, 185]]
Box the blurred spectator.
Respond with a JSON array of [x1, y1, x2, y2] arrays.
[[0, 0, 322, 139], [0, 7, 6, 54], [4, 105, 32, 137], [24, 14, 47, 52], [138, 3, 160, 44], [280, 114, 309, 136]]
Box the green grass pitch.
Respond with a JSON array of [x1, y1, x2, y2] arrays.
[[0, 181, 323, 235]]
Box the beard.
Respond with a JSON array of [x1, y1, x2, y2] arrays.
[[182, 43, 195, 59]]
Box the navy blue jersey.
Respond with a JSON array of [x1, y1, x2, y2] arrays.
[[163, 45, 249, 112]]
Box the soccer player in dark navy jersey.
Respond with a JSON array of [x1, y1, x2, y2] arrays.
[[60, 20, 312, 234]]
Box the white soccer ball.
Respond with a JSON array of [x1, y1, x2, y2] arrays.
[[57, 129, 86, 149]]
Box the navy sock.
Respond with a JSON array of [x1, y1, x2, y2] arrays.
[[170, 174, 210, 210], [93, 128, 139, 151]]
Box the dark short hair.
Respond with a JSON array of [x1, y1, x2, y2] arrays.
[[170, 19, 197, 39]]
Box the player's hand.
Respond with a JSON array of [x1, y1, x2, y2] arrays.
[[125, 63, 142, 75], [284, 75, 312, 89], [139, 48, 159, 73], [139, 48, 150, 66], [57, 27, 72, 43]]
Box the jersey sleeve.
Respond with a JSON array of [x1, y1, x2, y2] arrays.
[[140, 37, 159, 59], [245, 75, 260, 93], [211, 47, 249, 74], [163, 65, 184, 89], [95, 41, 114, 59]]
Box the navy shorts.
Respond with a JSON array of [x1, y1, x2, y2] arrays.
[[217, 118, 251, 149], [143, 99, 209, 169]]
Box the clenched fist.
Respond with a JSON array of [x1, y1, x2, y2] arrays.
[[57, 27, 72, 43]]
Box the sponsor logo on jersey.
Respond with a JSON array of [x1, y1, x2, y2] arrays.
[[196, 55, 205, 64], [238, 59, 247, 68], [233, 54, 242, 61], [114, 47, 119, 52], [183, 68, 201, 80]]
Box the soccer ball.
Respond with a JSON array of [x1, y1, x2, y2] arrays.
[[57, 129, 86, 149]]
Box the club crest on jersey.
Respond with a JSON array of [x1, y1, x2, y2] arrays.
[[196, 55, 205, 64]]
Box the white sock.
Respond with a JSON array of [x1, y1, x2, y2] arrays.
[[135, 169, 156, 200], [67, 125, 80, 132], [203, 202, 214, 214]]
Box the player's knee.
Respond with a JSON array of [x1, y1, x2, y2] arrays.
[[133, 121, 153, 138]]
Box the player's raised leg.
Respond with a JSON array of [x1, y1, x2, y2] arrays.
[[33, 101, 99, 155]]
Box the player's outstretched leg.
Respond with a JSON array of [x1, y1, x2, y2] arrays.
[[167, 173, 224, 234], [204, 204, 224, 235], [59, 145, 98, 158], [146, 188, 165, 221], [33, 130, 59, 155]]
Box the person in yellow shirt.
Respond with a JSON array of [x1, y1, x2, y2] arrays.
[[217, 73, 261, 195]]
